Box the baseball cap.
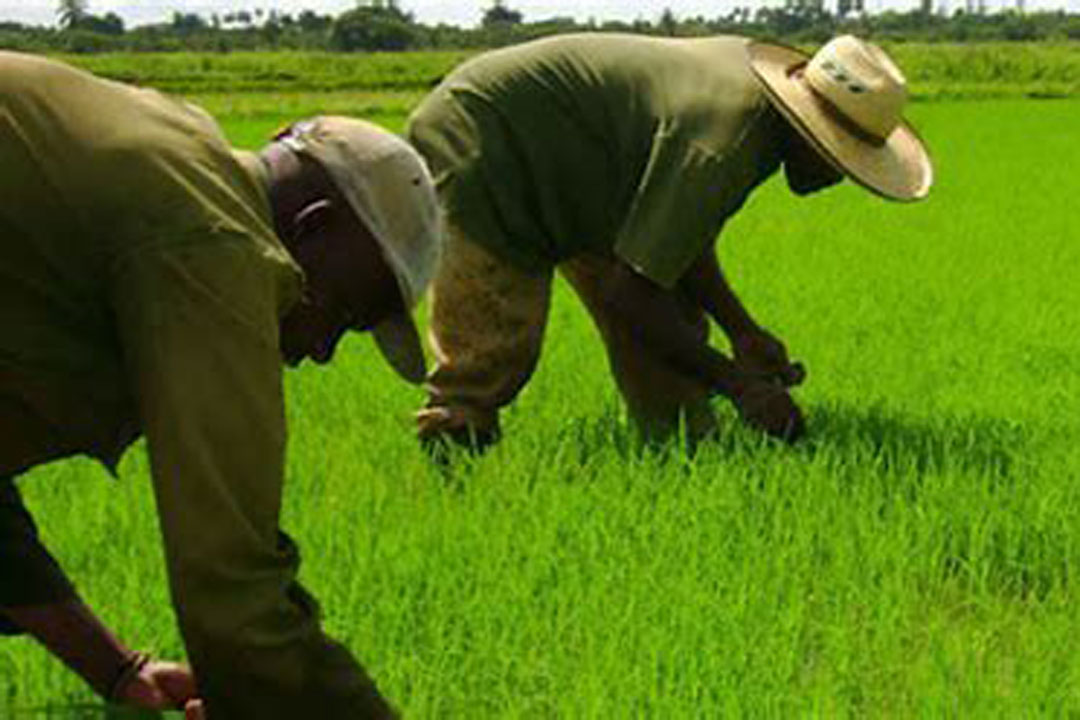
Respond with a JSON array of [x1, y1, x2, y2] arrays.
[[277, 116, 442, 383]]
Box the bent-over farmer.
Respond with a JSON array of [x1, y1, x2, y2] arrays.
[[0, 52, 440, 718], [406, 34, 932, 453]]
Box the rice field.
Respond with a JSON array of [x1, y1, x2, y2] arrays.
[[58, 42, 1080, 100], [3, 48, 1080, 718]]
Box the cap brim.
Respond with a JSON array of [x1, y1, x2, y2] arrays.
[[748, 42, 933, 202], [372, 312, 427, 384]]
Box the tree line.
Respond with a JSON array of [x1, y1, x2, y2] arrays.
[[9, 0, 1080, 54]]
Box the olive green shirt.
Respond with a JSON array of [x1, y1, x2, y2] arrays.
[[0, 53, 389, 717], [407, 33, 787, 288]]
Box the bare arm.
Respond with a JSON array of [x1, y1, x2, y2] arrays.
[[3, 601, 197, 708], [603, 259, 806, 442], [680, 246, 758, 340], [681, 247, 805, 387], [603, 261, 749, 399], [0, 478, 196, 708], [5, 600, 135, 698]]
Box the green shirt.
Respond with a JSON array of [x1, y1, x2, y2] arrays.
[[0, 50, 300, 468], [407, 33, 787, 287], [0, 53, 389, 717]]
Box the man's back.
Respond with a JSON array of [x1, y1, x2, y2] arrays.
[[408, 33, 786, 282], [0, 52, 298, 466]]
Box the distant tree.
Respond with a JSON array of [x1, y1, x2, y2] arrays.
[[297, 9, 332, 33], [170, 11, 209, 36], [56, 0, 124, 37], [837, 0, 865, 18], [60, 27, 120, 51], [79, 11, 124, 35], [658, 8, 678, 35], [56, 0, 88, 29], [482, 1, 523, 27], [260, 12, 282, 45], [330, 1, 419, 51], [723, 6, 753, 24], [789, 0, 829, 22], [756, 0, 831, 37]]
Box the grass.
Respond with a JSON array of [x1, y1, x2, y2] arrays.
[[59, 50, 470, 93], [51, 42, 1080, 100], [3, 70, 1080, 716], [888, 41, 1080, 99]]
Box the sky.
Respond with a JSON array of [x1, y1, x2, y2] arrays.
[[3, 0, 1078, 29]]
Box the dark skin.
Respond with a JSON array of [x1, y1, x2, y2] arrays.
[[2, 603, 197, 711], [782, 121, 845, 196], [262, 142, 405, 367], [5, 142, 407, 720], [601, 120, 844, 442]]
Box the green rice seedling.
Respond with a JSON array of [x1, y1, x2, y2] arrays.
[[3, 67, 1080, 717]]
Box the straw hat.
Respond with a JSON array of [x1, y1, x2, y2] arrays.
[[749, 35, 933, 202], [278, 116, 443, 383]]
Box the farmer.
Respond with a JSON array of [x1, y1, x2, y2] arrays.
[[406, 34, 932, 452], [0, 52, 440, 718]]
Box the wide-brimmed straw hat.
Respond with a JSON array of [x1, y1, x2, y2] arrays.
[[278, 116, 442, 383], [749, 35, 933, 202]]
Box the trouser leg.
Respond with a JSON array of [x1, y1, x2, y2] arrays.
[[560, 254, 718, 445], [418, 222, 553, 451]]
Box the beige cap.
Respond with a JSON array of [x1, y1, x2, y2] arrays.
[[279, 116, 442, 383], [749, 35, 933, 202]]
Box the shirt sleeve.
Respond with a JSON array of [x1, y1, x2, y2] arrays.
[[110, 237, 390, 718], [613, 125, 732, 290]]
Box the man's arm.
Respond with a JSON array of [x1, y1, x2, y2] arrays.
[[4, 601, 198, 708], [602, 260, 748, 399], [680, 247, 805, 386], [111, 239, 393, 719], [0, 477, 124, 698], [679, 246, 757, 340], [0, 476, 198, 709], [602, 259, 805, 442]]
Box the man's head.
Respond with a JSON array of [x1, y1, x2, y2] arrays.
[[262, 117, 442, 382], [750, 35, 933, 202]]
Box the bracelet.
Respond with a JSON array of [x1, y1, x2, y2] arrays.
[[106, 650, 151, 702]]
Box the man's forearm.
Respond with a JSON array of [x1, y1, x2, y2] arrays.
[[0, 478, 79, 631], [605, 263, 749, 397], [679, 340, 747, 398], [3, 600, 138, 699], [681, 247, 759, 340], [0, 479, 143, 698]]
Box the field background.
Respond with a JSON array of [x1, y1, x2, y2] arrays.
[[3, 45, 1080, 717]]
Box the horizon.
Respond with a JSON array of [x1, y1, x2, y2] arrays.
[[4, 0, 1079, 30]]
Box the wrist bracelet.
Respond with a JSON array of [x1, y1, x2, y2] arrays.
[[106, 650, 151, 702]]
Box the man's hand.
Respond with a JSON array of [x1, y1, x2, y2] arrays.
[[2, 601, 205, 714], [732, 380, 806, 443], [113, 659, 201, 712], [733, 328, 805, 388]]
